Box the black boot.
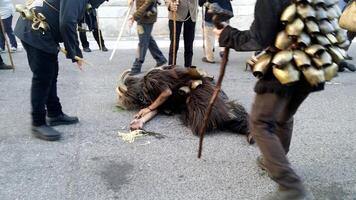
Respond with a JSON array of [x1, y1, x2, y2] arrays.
[[339, 61, 356, 72], [47, 113, 79, 126], [0, 63, 12, 70], [32, 125, 61, 141], [101, 46, 108, 52]]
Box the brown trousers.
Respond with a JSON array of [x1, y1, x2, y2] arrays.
[[250, 89, 309, 192]]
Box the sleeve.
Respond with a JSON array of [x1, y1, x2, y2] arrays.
[[60, 0, 86, 62], [218, 0, 281, 51], [133, 0, 154, 21], [198, 0, 206, 7]]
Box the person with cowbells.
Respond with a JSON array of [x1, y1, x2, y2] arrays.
[[214, 0, 342, 199]]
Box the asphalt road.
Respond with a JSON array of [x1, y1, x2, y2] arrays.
[[0, 43, 355, 200]]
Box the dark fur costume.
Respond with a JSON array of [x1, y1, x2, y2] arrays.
[[121, 66, 249, 136]]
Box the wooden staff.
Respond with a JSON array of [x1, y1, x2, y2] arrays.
[[0, 19, 15, 71], [172, 0, 177, 65], [96, 9, 103, 51], [198, 47, 230, 159]]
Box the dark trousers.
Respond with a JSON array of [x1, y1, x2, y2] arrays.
[[22, 41, 63, 126], [131, 23, 167, 73], [0, 15, 18, 49], [79, 29, 105, 49], [250, 90, 309, 192], [347, 31, 355, 43], [168, 15, 196, 67], [0, 55, 3, 64]]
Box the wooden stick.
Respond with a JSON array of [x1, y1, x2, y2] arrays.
[[198, 47, 230, 159], [0, 19, 15, 71], [172, 0, 177, 65], [96, 9, 103, 51], [109, 4, 133, 61]]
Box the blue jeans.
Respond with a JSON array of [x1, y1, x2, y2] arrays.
[[131, 23, 166, 73], [0, 15, 18, 49]]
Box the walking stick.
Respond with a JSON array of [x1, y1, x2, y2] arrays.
[[172, 0, 177, 65], [201, 5, 205, 51], [0, 19, 15, 71], [198, 47, 229, 158], [109, 4, 134, 61], [198, 3, 234, 159]]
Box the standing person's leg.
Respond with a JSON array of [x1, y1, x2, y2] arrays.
[[21, 41, 61, 140], [275, 91, 309, 154], [168, 20, 183, 65], [0, 25, 5, 50], [250, 93, 306, 195], [3, 15, 17, 49], [79, 31, 91, 52], [146, 23, 167, 67], [92, 28, 107, 51], [131, 23, 155, 75], [203, 22, 215, 63], [347, 31, 355, 42], [183, 16, 196, 67]]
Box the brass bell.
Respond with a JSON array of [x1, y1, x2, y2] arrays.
[[297, 32, 312, 47], [302, 66, 325, 86], [332, 4, 342, 17], [281, 4, 297, 23], [252, 53, 273, 79], [329, 19, 341, 31], [286, 18, 305, 36], [191, 80, 203, 89], [275, 31, 293, 50], [293, 50, 312, 69], [327, 46, 345, 63], [305, 44, 326, 56], [305, 20, 320, 33], [326, 7, 338, 19], [324, 63, 338, 81], [297, 3, 316, 19], [326, 33, 338, 44], [338, 40, 351, 50], [315, 6, 328, 20], [319, 19, 335, 34], [335, 30, 347, 43], [272, 50, 293, 68], [324, 0, 336, 6], [315, 34, 331, 46], [273, 63, 300, 85], [311, 0, 325, 5], [312, 51, 333, 68]]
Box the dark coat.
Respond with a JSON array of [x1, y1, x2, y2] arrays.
[[219, 0, 324, 95], [14, 0, 106, 62], [199, 0, 233, 23]]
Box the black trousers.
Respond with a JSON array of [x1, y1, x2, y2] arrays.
[[0, 55, 3, 64], [250, 89, 309, 192], [79, 29, 105, 49], [22, 41, 63, 126], [168, 15, 196, 67]]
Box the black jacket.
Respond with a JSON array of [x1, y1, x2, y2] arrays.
[[15, 0, 106, 61], [219, 0, 323, 94], [199, 0, 233, 23]]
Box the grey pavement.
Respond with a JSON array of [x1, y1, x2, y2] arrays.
[[0, 43, 356, 200]]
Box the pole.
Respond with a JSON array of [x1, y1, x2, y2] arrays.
[[109, 5, 134, 61], [198, 47, 230, 158], [172, 0, 177, 65], [0, 19, 15, 71]]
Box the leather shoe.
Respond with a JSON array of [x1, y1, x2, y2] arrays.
[[48, 113, 79, 126], [0, 63, 12, 70], [32, 125, 61, 141], [101, 46, 108, 52], [339, 61, 356, 72], [83, 47, 92, 52], [202, 57, 216, 64]]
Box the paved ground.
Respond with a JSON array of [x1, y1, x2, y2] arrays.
[[0, 42, 356, 200]]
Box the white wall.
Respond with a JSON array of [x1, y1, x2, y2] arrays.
[[97, 0, 256, 38]]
